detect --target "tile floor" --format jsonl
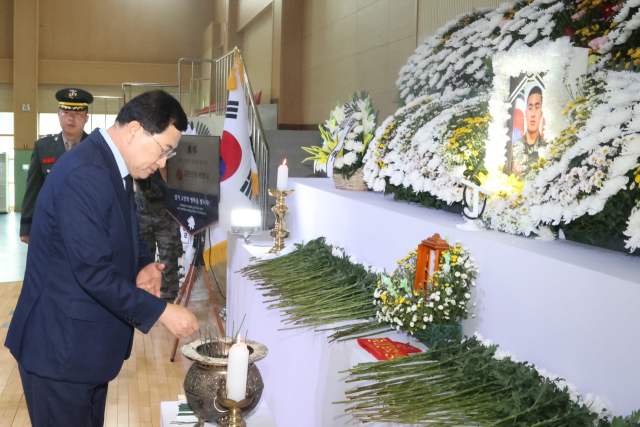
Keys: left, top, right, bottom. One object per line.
{"left": 0, "top": 212, "right": 27, "bottom": 283}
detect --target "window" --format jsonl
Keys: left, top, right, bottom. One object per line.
{"left": 38, "top": 113, "right": 118, "bottom": 137}
{"left": 0, "top": 113, "right": 14, "bottom": 208}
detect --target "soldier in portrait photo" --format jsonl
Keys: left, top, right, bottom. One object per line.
{"left": 511, "top": 86, "right": 547, "bottom": 177}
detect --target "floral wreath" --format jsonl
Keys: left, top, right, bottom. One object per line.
{"left": 302, "top": 92, "right": 377, "bottom": 179}
{"left": 374, "top": 240, "right": 479, "bottom": 335}
{"left": 362, "top": 1, "right": 640, "bottom": 250}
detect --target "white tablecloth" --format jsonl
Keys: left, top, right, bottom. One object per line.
{"left": 160, "top": 399, "right": 277, "bottom": 427}
{"left": 282, "top": 178, "right": 640, "bottom": 416}
{"left": 227, "top": 239, "right": 428, "bottom": 427}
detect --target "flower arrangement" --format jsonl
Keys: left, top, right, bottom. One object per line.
{"left": 361, "top": 0, "right": 640, "bottom": 252}
{"left": 624, "top": 198, "right": 640, "bottom": 251}
{"left": 438, "top": 111, "right": 490, "bottom": 182}
{"left": 243, "top": 236, "right": 640, "bottom": 424}
{"left": 481, "top": 71, "right": 640, "bottom": 242}
{"left": 363, "top": 94, "right": 490, "bottom": 206}
{"left": 397, "top": 0, "right": 640, "bottom": 105}
{"left": 301, "top": 92, "right": 377, "bottom": 179}
{"left": 340, "top": 334, "right": 631, "bottom": 426}
{"left": 373, "top": 240, "right": 479, "bottom": 335}
{"left": 239, "top": 237, "right": 389, "bottom": 339}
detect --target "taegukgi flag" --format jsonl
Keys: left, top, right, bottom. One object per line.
{"left": 204, "top": 56, "right": 259, "bottom": 269}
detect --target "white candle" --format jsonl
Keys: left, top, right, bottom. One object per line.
{"left": 226, "top": 336, "right": 249, "bottom": 402}
{"left": 277, "top": 159, "right": 288, "bottom": 191}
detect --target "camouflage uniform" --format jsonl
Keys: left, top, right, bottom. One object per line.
{"left": 134, "top": 170, "right": 183, "bottom": 298}
{"left": 512, "top": 134, "right": 547, "bottom": 177}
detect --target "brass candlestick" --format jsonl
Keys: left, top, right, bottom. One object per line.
{"left": 268, "top": 188, "right": 295, "bottom": 254}
{"left": 216, "top": 387, "right": 255, "bottom": 427}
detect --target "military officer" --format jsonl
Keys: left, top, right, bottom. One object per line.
{"left": 20, "top": 88, "right": 94, "bottom": 243}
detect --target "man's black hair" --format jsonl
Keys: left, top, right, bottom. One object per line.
{"left": 528, "top": 86, "right": 543, "bottom": 103}
{"left": 116, "top": 90, "right": 188, "bottom": 134}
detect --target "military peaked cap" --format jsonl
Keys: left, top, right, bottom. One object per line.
{"left": 55, "top": 88, "right": 94, "bottom": 111}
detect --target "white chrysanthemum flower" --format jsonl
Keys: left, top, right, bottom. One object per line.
{"left": 372, "top": 178, "right": 386, "bottom": 192}
{"left": 535, "top": 226, "right": 556, "bottom": 241}
{"left": 344, "top": 139, "right": 356, "bottom": 151}
{"left": 583, "top": 393, "right": 612, "bottom": 421}
{"left": 342, "top": 152, "right": 358, "bottom": 166}
{"left": 352, "top": 141, "right": 365, "bottom": 153}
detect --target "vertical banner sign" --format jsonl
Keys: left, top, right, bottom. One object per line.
{"left": 166, "top": 135, "right": 221, "bottom": 235}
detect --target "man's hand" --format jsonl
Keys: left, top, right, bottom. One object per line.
{"left": 513, "top": 161, "right": 523, "bottom": 175}
{"left": 20, "top": 236, "right": 29, "bottom": 244}
{"left": 159, "top": 304, "right": 199, "bottom": 338}
{"left": 136, "top": 263, "right": 164, "bottom": 297}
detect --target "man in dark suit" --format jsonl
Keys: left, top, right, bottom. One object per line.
{"left": 20, "top": 88, "right": 93, "bottom": 243}
{"left": 6, "top": 91, "right": 200, "bottom": 427}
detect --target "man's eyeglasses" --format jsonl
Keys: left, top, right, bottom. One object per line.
{"left": 146, "top": 132, "right": 176, "bottom": 159}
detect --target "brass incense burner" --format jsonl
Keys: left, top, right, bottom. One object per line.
{"left": 181, "top": 338, "right": 268, "bottom": 426}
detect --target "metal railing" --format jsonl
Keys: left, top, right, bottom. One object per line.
{"left": 178, "top": 50, "right": 270, "bottom": 229}
{"left": 239, "top": 54, "right": 270, "bottom": 230}
{"left": 121, "top": 83, "right": 179, "bottom": 103}
{"left": 214, "top": 51, "right": 235, "bottom": 117}
{"left": 177, "top": 58, "right": 214, "bottom": 116}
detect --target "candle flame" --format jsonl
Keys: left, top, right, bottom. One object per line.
{"left": 282, "top": 159, "right": 287, "bottom": 166}
{"left": 236, "top": 333, "right": 241, "bottom": 344}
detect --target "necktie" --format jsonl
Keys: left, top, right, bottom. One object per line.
{"left": 124, "top": 175, "right": 133, "bottom": 207}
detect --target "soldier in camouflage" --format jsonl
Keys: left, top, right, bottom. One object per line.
{"left": 135, "top": 168, "right": 183, "bottom": 301}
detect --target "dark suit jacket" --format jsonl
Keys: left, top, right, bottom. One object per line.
{"left": 6, "top": 129, "right": 167, "bottom": 384}
{"left": 20, "top": 131, "right": 88, "bottom": 236}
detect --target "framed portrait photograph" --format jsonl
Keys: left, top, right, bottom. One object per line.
{"left": 505, "top": 72, "right": 547, "bottom": 177}
{"left": 485, "top": 40, "right": 588, "bottom": 181}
